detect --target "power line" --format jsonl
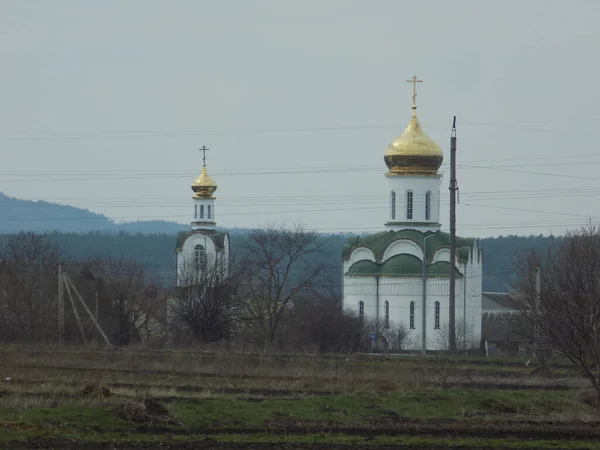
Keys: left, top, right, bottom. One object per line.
{"left": 2, "top": 117, "right": 600, "bottom": 141}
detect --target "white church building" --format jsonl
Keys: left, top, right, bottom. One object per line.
{"left": 341, "top": 80, "right": 482, "bottom": 351}
{"left": 175, "top": 148, "right": 230, "bottom": 285}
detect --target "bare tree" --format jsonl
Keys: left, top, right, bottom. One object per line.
{"left": 169, "top": 257, "right": 238, "bottom": 345}
{"left": 372, "top": 320, "right": 410, "bottom": 353}
{"left": 0, "top": 232, "right": 63, "bottom": 343}
{"left": 435, "top": 318, "right": 476, "bottom": 352}
{"left": 513, "top": 224, "right": 600, "bottom": 405}
{"left": 100, "top": 255, "right": 159, "bottom": 346}
{"left": 237, "top": 223, "right": 331, "bottom": 350}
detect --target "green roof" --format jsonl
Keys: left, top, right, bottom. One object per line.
{"left": 175, "top": 229, "right": 228, "bottom": 253}
{"left": 342, "top": 229, "right": 477, "bottom": 264}
{"left": 347, "top": 253, "right": 463, "bottom": 278}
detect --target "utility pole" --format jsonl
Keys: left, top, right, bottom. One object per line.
{"left": 533, "top": 266, "right": 541, "bottom": 362}
{"left": 58, "top": 264, "right": 64, "bottom": 344}
{"left": 449, "top": 116, "right": 458, "bottom": 355}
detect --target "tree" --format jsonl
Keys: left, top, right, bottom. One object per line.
{"left": 237, "top": 223, "right": 331, "bottom": 349}
{"left": 100, "top": 255, "right": 160, "bottom": 346}
{"left": 513, "top": 224, "right": 600, "bottom": 406}
{"left": 169, "top": 256, "right": 238, "bottom": 345}
{"left": 371, "top": 320, "right": 410, "bottom": 353}
{"left": 0, "top": 232, "right": 64, "bottom": 343}
{"left": 434, "top": 318, "right": 477, "bottom": 353}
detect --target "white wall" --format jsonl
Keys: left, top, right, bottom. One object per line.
{"left": 386, "top": 174, "right": 442, "bottom": 232}
{"left": 342, "top": 238, "right": 483, "bottom": 351}
{"left": 177, "top": 232, "right": 219, "bottom": 286}
{"left": 192, "top": 197, "right": 216, "bottom": 231}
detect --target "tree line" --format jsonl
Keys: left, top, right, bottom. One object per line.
{"left": 0, "top": 226, "right": 404, "bottom": 353}
{"left": 0, "top": 230, "right": 562, "bottom": 296}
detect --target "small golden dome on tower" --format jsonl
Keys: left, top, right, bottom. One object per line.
{"left": 384, "top": 76, "right": 444, "bottom": 176}
{"left": 192, "top": 164, "right": 217, "bottom": 198}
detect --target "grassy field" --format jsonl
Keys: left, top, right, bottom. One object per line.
{"left": 1, "top": 345, "right": 599, "bottom": 449}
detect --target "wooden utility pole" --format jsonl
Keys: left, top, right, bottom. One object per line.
{"left": 63, "top": 272, "right": 114, "bottom": 348}
{"left": 63, "top": 272, "right": 88, "bottom": 345}
{"left": 449, "top": 116, "right": 458, "bottom": 355}
{"left": 58, "top": 264, "right": 65, "bottom": 344}
{"left": 533, "top": 266, "right": 541, "bottom": 362}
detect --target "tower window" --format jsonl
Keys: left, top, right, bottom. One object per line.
{"left": 434, "top": 301, "right": 440, "bottom": 329}
{"left": 194, "top": 244, "right": 206, "bottom": 272}
{"left": 384, "top": 301, "right": 390, "bottom": 329}
{"left": 409, "top": 301, "right": 415, "bottom": 329}
{"left": 425, "top": 191, "right": 431, "bottom": 220}
{"left": 208, "top": 205, "right": 212, "bottom": 219}
{"left": 359, "top": 301, "right": 364, "bottom": 318}
{"left": 406, "top": 191, "right": 413, "bottom": 220}
{"left": 390, "top": 191, "right": 396, "bottom": 220}
{"left": 200, "top": 205, "right": 204, "bottom": 219}
{"left": 194, "top": 205, "right": 197, "bottom": 219}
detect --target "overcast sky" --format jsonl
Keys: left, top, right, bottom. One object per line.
{"left": 1, "top": 0, "right": 599, "bottom": 238}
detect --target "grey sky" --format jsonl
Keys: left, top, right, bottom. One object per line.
{"left": 1, "top": 0, "right": 599, "bottom": 238}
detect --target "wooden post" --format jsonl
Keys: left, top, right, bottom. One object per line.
{"left": 64, "top": 273, "right": 114, "bottom": 348}
{"left": 63, "top": 272, "right": 87, "bottom": 345}
{"left": 58, "top": 264, "right": 64, "bottom": 344}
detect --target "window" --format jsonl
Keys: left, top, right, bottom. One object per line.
{"left": 409, "top": 301, "right": 415, "bottom": 329}
{"left": 434, "top": 301, "right": 440, "bottom": 329}
{"left": 208, "top": 205, "right": 212, "bottom": 219}
{"left": 384, "top": 301, "right": 390, "bottom": 329}
{"left": 406, "top": 191, "right": 413, "bottom": 220}
{"left": 200, "top": 205, "right": 205, "bottom": 219}
{"left": 194, "top": 244, "right": 206, "bottom": 272}
{"left": 425, "top": 191, "right": 431, "bottom": 220}
{"left": 390, "top": 191, "right": 396, "bottom": 220}
{"left": 194, "top": 205, "right": 197, "bottom": 219}
{"left": 359, "top": 301, "right": 364, "bottom": 318}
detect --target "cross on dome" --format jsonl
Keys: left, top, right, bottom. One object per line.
{"left": 406, "top": 75, "right": 423, "bottom": 107}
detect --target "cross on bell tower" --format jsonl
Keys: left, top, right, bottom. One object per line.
{"left": 199, "top": 145, "right": 209, "bottom": 166}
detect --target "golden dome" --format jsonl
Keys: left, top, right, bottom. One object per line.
{"left": 191, "top": 165, "right": 217, "bottom": 198}
{"left": 384, "top": 105, "right": 443, "bottom": 176}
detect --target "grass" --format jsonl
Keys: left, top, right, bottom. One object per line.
{"left": 0, "top": 345, "right": 596, "bottom": 449}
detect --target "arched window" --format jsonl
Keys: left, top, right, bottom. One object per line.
{"left": 384, "top": 301, "right": 390, "bottom": 329}
{"left": 425, "top": 191, "right": 431, "bottom": 220}
{"left": 208, "top": 205, "right": 212, "bottom": 219}
{"left": 200, "top": 205, "right": 204, "bottom": 219}
{"left": 406, "top": 191, "right": 413, "bottom": 220}
{"left": 390, "top": 191, "right": 396, "bottom": 220}
{"left": 194, "top": 244, "right": 206, "bottom": 272}
{"left": 434, "top": 301, "right": 440, "bottom": 329}
{"left": 194, "top": 205, "right": 197, "bottom": 219}
{"left": 409, "top": 301, "right": 415, "bottom": 329}
{"left": 359, "top": 301, "right": 364, "bottom": 318}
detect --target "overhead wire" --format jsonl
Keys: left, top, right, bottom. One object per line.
{"left": 1, "top": 116, "right": 600, "bottom": 141}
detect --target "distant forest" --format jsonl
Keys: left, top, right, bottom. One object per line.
{"left": 0, "top": 231, "right": 560, "bottom": 294}
{"left": 0, "top": 191, "right": 562, "bottom": 293}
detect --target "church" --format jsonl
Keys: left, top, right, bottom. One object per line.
{"left": 341, "top": 78, "right": 483, "bottom": 351}
{"left": 175, "top": 147, "right": 230, "bottom": 286}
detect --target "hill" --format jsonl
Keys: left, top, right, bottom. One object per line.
{"left": 0, "top": 192, "right": 188, "bottom": 234}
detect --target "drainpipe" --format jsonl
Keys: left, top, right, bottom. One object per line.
{"left": 463, "top": 262, "right": 467, "bottom": 351}
{"left": 422, "top": 234, "right": 435, "bottom": 356}
{"left": 375, "top": 274, "right": 380, "bottom": 324}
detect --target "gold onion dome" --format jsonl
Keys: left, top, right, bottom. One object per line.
{"left": 191, "top": 164, "right": 217, "bottom": 198}
{"left": 384, "top": 105, "right": 444, "bottom": 176}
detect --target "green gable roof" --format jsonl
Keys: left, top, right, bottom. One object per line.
{"left": 175, "top": 229, "right": 228, "bottom": 253}
{"left": 347, "top": 253, "right": 463, "bottom": 278}
{"left": 342, "top": 229, "right": 477, "bottom": 264}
